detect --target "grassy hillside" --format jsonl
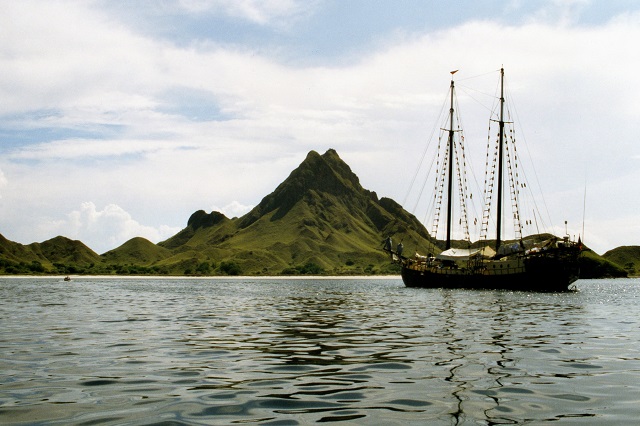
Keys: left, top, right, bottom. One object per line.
{"left": 578, "top": 249, "right": 628, "bottom": 278}
{"left": 0, "top": 234, "right": 100, "bottom": 274}
{"left": 1, "top": 149, "right": 634, "bottom": 279}
{"left": 29, "top": 236, "right": 100, "bottom": 266}
{"left": 0, "top": 233, "right": 49, "bottom": 273}
{"left": 602, "top": 246, "right": 640, "bottom": 277}
{"left": 102, "top": 237, "right": 172, "bottom": 265}
{"left": 1, "top": 233, "right": 43, "bottom": 263}
{"left": 155, "top": 149, "right": 435, "bottom": 275}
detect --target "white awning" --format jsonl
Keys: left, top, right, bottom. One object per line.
{"left": 436, "top": 246, "right": 496, "bottom": 260}
{"left": 436, "top": 248, "right": 479, "bottom": 260}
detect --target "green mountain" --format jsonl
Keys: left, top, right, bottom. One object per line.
{"left": 0, "top": 234, "right": 100, "bottom": 274}
{"left": 0, "top": 233, "right": 41, "bottom": 263}
{"left": 155, "top": 149, "right": 434, "bottom": 275}
{"left": 602, "top": 246, "right": 640, "bottom": 277}
{"left": 0, "top": 149, "right": 434, "bottom": 275}
{"left": 577, "top": 249, "right": 627, "bottom": 278}
{"left": 29, "top": 236, "right": 101, "bottom": 265}
{"left": 0, "top": 149, "right": 633, "bottom": 278}
{"left": 102, "top": 237, "right": 172, "bottom": 265}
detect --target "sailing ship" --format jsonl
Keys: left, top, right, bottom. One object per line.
{"left": 387, "top": 68, "right": 581, "bottom": 291}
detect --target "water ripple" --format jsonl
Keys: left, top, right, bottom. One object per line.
{"left": 1, "top": 277, "right": 640, "bottom": 424}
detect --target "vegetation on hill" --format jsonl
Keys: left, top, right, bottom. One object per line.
{"left": 0, "top": 149, "right": 634, "bottom": 279}
{"left": 578, "top": 249, "right": 628, "bottom": 278}
{"left": 1, "top": 150, "right": 434, "bottom": 276}
{"left": 153, "top": 149, "right": 435, "bottom": 276}
{"left": 602, "top": 246, "right": 640, "bottom": 277}
{"left": 0, "top": 234, "right": 100, "bottom": 274}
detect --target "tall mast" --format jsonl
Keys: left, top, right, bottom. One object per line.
{"left": 495, "top": 67, "right": 505, "bottom": 252}
{"left": 445, "top": 71, "right": 457, "bottom": 250}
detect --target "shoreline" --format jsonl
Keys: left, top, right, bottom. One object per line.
{"left": 0, "top": 275, "right": 402, "bottom": 280}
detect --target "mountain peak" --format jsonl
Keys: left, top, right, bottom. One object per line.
{"left": 300, "top": 149, "right": 362, "bottom": 192}
{"left": 239, "top": 149, "right": 365, "bottom": 228}
{"left": 188, "top": 210, "right": 228, "bottom": 230}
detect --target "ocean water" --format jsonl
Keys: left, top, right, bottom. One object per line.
{"left": 1, "top": 277, "right": 639, "bottom": 425}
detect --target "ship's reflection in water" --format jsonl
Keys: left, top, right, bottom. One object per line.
{"left": 1, "top": 277, "right": 637, "bottom": 424}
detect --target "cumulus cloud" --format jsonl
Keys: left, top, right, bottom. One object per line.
{"left": 41, "top": 202, "right": 181, "bottom": 254}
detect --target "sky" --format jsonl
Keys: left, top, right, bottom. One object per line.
{"left": 1, "top": 0, "right": 639, "bottom": 255}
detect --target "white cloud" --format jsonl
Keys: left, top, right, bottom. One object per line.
{"left": 0, "top": 1, "right": 164, "bottom": 117}
{"left": 211, "top": 200, "right": 254, "bottom": 218}
{"left": 0, "top": 168, "right": 7, "bottom": 198}
{"left": 40, "top": 202, "right": 181, "bottom": 254}
{"left": 8, "top": 138, "right": 175, "bottom": 161}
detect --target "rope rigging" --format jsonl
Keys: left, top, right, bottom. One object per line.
{"left": 400, "top": 68, "right": 555, "bottom": 253}
{"left": 430, "top": 85, "right": 473, "bottom": 246}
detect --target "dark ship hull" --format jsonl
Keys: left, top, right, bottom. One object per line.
{"left": 399, "top": 246, "right": 581, "bottom": 292}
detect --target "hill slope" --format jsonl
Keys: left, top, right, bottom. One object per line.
{"left": 103, "top": 237, "right": 172, "bottom": 265}
{"left": 1, "top": 149, "right": 633, "bottom": 278}
{"left": 0, "top": 234, "right": 100, "bottom": 274}
{"left": 602, "top": 246, "right": 640, "bottom": 276}
{"left": 157, "top": 149, "right": 435, "bottom": 275}
{"left": 29, "top": 236, "right": 101, "bottom": 265}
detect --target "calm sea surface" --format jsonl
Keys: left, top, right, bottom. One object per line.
{"left": 1, "top": 277, "right": 639, "bottom": 425}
